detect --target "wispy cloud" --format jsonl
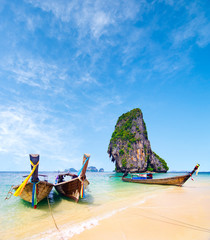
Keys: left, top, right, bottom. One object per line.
{"left": 0, "top": 0, "right": 209, "bottom": 171}
{"left": 13, "top": 4, "right": 42, "bottom": 32}
{"left": 118, "top": 1, "right": 210, "bottom": 83}
{"left": 26, "top": 0, "right": 144, "bottom": 39}
{"left": 75, "top": 73, "right": 99, "bottom": 86}
{"left": 1, "top": 55, "right": 68, "bottom": 90}
{"left": 90, "top": 11, "right": 112, "bottom": 38}
{"left": 172, "top": 3, "right": 210, "bottom": 48}
{"left": 0, "top": 102, "right": 82, "bottom": 169}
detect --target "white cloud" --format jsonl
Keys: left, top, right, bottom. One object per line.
{"left": 25, "top": 0, "right": 143, "bottom": 39}
{"left": 172, "top": 3, "right": 210, "bottom": 48}
{"left": 26, "top": 0, "right": 76, "bottom": 22}
{"left": 0, "top": 53, "right": 104, "bottom": 95}
{"left": 121, "top": 28, "right": 150, "bottom": 66}
{"left": 0, "top": 105, "right": 55, "bottom": 152}
{"left": 0, "top": 103, "right": 81, "bottom": 169}
{"left": 1, "top": 55, "right": 68, "bottom": 91}
{"left": 75, "top": 73, "right": 99, "bottom": 86}
{"left": 13, "top": 5, "right": 42, "bottom": 32}
{"left": 90, "top": 11, "right": 112, "bottom": 38}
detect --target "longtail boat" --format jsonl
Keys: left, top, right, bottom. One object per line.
{"left": 54, "top": 154, "right": 90, "bottom": 202}
{"left": 13, "top": 154, "right": 53, "bottom": 208}
{"left": 122, "top": 164, "right": 200, "bottom": 186}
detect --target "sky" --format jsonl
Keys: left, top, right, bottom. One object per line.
{"left": 0, "top": 0, "right": 209, "bottom": 172}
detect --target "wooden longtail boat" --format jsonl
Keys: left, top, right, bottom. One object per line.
{"left": 54, "top": 154, "right": 90, "bottom": 202}
{"left": 122, "top": 164, "right": 200, "bottom": 187}
{"left": 13, "top": 154, "right": 53, "bottom": 208}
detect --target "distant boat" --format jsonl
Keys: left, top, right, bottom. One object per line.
{"left": 13, "top": 154, "right": 53, "bottom": 208}
{"left": 54, "top": 154, "right": 90, "bottom": 202}
{"left": 122, "top": 164, "right": 200, "bottom": 186}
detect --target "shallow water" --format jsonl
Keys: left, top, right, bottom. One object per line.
{"left": 0, "top": 171, "right": 209, "bottom": 240}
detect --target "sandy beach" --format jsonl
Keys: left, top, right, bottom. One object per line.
{"left": 1, "top": 173, "right": 210, "bottom": 240}
{"left": 2, "top": 1, "right": 210, "bottom": 239}
{"left": 70, "top": 183, "right": 210, "bottom": 240}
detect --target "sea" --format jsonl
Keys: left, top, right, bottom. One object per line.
{"left": 0, "top": 171, "right": 210, "bottom": 240}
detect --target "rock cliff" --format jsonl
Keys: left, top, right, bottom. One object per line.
{"left": 107, "top": 108, "right": 169, "bottom": 173}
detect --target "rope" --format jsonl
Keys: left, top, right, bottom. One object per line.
{"left": 5, "top": 185, "right": 14, "bottom": 200}
{"left": 47, "top": 197, "right": 64, "bottom": 240}
{"left": 134, "top": 207, "right": 210, "bottom": 233}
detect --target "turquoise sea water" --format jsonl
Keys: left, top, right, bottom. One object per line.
{"left": 0, "top": 171, "right": 209, "bottom": 240}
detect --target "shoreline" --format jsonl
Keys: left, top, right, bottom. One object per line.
{"left": 30, "top": 181, "right": 210, "bottom": 240}
{"left": 1, "top": 173, "right": 210, "bottom": 240}
{"left": 69, "top": 184, "right": 210, "bottom": 240}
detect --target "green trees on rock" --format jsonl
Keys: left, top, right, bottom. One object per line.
{"left": 107, "top": 108, "right": 169, "bottom": 173}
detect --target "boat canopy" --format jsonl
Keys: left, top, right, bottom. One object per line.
{"left": 57, "top": 173, "right": 78, "bottom": 177}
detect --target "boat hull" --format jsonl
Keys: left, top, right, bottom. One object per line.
{"left": 122, "top": 174, "right": 191, "bottom": 186}
{"left": 54, "top": 177, "right": 89, "bottom": 202}
{"left": 13, "top": 181, "right": 53, "bottom": 203}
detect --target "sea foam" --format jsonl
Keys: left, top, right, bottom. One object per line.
{"left": 28, "top": 196, "right": 153, "bottom": 240}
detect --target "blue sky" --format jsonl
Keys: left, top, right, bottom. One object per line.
{"left": 0, "top": 0, "right": 209, "bottom": 172}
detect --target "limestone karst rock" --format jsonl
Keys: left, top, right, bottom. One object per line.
{"left": 107, "top": 108, "right": 169, "bottom": 173}
{"left": 87, "top": 166, "right": 98, "bottom": 172}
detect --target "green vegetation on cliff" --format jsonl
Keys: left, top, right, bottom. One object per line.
{"left": 108, "top": 107, "right": 169, "bottom": 173}
{"left": 109, "top": 108, "right": 147, "bottom": 147}
{"left": 121, "top": 158, "right": 127, "bottom": 167}
{"left": 147, "top": 163, "right": 154, "bottom": 172}
{"left": 117, "top": 108, "right": 142, "bottom": 124}
{"left": 153, "top": 152, "right": 169, "bottom": 171}
{"left": 143, "top": 119, "right": 148, "bottom": 139}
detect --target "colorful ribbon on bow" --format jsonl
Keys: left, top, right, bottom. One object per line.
{"left": 196, "top": 164, "right": 200, "bottom": 175}
{"left": 80, "top": 181, "right": 85, "bottom": 198}
{"left": 77, "top": 156, "right": 89, "bottom": 176}
{"left": 14, "top": 161, "right": 39, "bottom": 197}
{"left": 32, "top": 181, "right": 39, "bottom": 208}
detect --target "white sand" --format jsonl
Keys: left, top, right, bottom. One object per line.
{"left": 70, "top": 184, "right": 210, "bottom": 240}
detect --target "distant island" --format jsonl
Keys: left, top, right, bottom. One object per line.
{"left": 64, "top": 168, "right": 77, "bottom": 172}
{"left": 87, "top": 166, "right": 105, "bottom": 172}
{"left": 87, "top": 166, "right": 98, "bottom": 172}
{"left": 107, "top": 108, "right": 169, "bottom": 173}
{"left": 63, "top": 166, "right": 105, "bottom": 173}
